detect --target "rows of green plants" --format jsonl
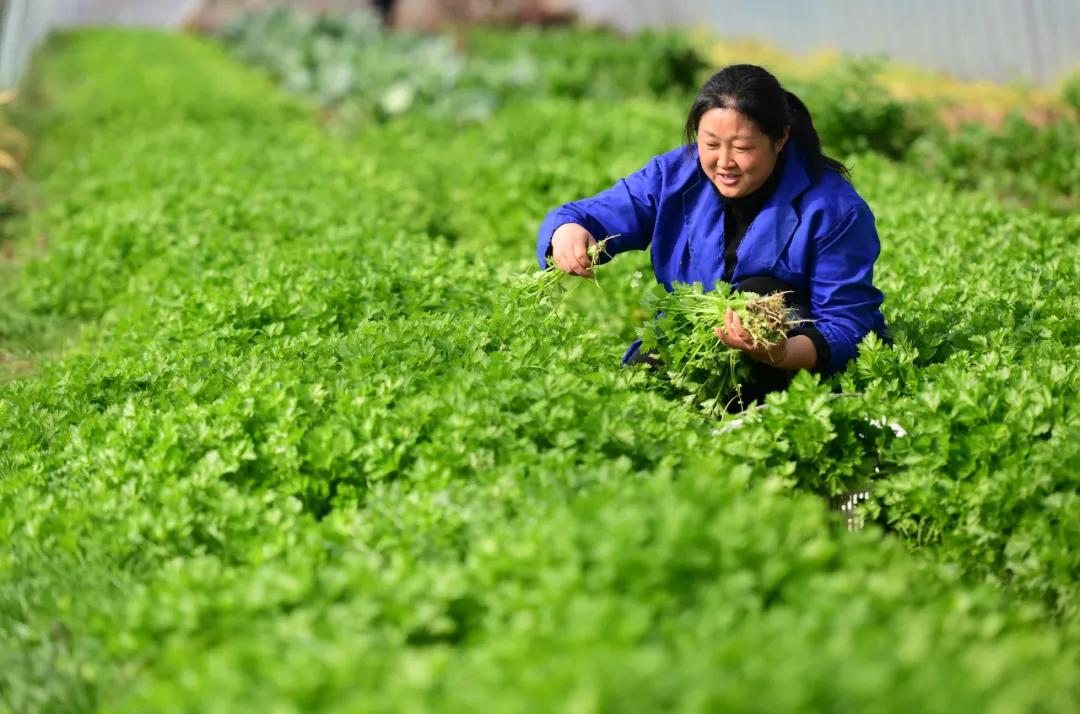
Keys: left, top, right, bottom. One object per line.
{"left": 224, "top": 8, "right": 706, "bottom": 127}
{"left": 1, "top": 28, "right": 1078, "bottom": 712}
{"left": 351, "top": 87, "right": 1080, "bottom": 617}
{"left": 361, "top": 95, "right": 1080, "bottom": 619}
{"left": 222, "top": 10, "right": 1078, "bottom": 213}
{"left": 908, "top": 113, "right": 1080, "bottom": 213}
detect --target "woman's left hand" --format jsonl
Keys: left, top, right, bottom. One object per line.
{"left": 715, "top": 307, "right": 788, "bottom": 367}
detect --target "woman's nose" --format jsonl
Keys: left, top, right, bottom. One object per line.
{"left": 716, "top": 147, "right": 736, "bottom": 169}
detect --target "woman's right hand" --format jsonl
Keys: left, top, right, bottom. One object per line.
{"left": 550, "top": 223, "right": 599, "bottom": 278}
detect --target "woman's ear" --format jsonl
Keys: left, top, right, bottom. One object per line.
{"left": 775, "top": 127, "right": 791, "bottom": 154}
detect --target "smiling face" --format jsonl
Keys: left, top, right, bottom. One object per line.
{"left": 697, "top": 107, "right": 788, "bottom": 199}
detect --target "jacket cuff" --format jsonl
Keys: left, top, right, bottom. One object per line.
{"left": 788, "top": 325, "right": 832, "bottom": 374}
{"left": 537, "top": 209, "right": 581, "bottom": 269}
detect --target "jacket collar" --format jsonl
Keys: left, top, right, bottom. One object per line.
{"left": 739, "top": 144, "right": 812, "bottom": 280}
{"left": 682, "top": 141, "right": 814, "bottom": 282}
{"left": 772, "top": 141, "right": 813, "bottom": 207}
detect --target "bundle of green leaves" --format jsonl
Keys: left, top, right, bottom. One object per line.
{"left": 519, "top": 234, "right": 618, "bottom": 306}
{"left": 638, "top": 282, "right": 800, "bottom": 416}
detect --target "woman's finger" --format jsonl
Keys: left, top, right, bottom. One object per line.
{"left": 572, "top": 239, "right": 591, "bottom": 271}
{"left": 717, "top": 306, "right": 734, "bottom": 341}
{"left": 555, "top": 245, "right": 587, "bottom": 277}
{"left": 553, "top": 248, "right": 573, "bottom": 274}
{"left": 731, "top": 311, "right": 752, "bottom": 345}
{"left": 730, "top": 309, "right": 758, "bottom": 351}
{"left": 721, "top": 306, "right": 738, "bottom": 339}
{"left": 718, "top": 310, "right": 739, "bottom": 349}
{"left": 569, "top": 255, "right": 592, "bottom": 277}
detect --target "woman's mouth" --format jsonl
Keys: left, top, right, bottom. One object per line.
{"left": 716, "top": 172, "right": 740, "bottom": 186}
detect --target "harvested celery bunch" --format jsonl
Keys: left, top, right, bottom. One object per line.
{"left": 639, "top": 282, "right": 805, "bottom": 416}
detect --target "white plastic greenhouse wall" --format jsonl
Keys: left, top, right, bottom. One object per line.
{"left": 0, "top": 0, "right": 203, "bottom": 89}
{"left": 2, "top": 0, "right": 1079, "bottom": 90}
{"left": 575, "top": 0, "right": 1080, "bottom": 87}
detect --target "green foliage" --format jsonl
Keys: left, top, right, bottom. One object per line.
{"left": 790, "top": 55, "right": 930, "bottom": 159}
{"left": 639, "top": 283, "right": 796, "bottom": 416}
{"left": 1061, "top": 69, "right": 1080, "bottom": 113}
{"left": 907, "top": 113, "right": 1080, "bottom": 213}
{"left": 224, "top": 9, "right": 709, "bottom": 128}
{"left": 0, "top": 90, "right": 28, "bottom": 243}
{"left": 2, "top": 27, "right": 1080, "bottom": 713}
{"left": 225, "top": 8, "right": 469, "bottom": 120}
{"left": 461, "top": 25, "right": 709, "bottom": 101}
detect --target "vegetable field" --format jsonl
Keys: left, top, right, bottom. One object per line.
{"left": 1, "top": 23, "right": 1079, "bottom": 713}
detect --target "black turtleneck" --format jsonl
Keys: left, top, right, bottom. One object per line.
{"left": 718, "top": 161, "right": 783, "bottom": 284}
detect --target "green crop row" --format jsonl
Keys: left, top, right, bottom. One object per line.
{"left": 1, "top": 29, "right": 1078, "bottom": 712}
{"left": 354, "top": 96, "right": 1080, "bottom": 617}
{"left": 352, "top": 95, "right": 1080, "bottom": 619}
{"left": 223, "top": 11, "right": 1078, "bottom": 213}
{"left": 908, "top": 114, "right": 1080, "bottom": 214}
{"left": 224, "top": 8, "right": 707, "bottom": 127}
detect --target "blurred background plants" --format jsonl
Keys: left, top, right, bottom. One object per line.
{"left": 223, "top": 8, "right": 1077, "bottom": 213}
{"left": 0, "top": 89, "right": 28, "bottom": 234}
{"left": 224, "top": 8, "right": 709, "bottom": 128}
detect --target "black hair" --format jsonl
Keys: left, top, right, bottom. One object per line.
{"left": 684, "top": 64, "right": 849, "bottom": 179}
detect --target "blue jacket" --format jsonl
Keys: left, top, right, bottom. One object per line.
{"left": 536, "top": 141, "right": 887, "bottom": 375}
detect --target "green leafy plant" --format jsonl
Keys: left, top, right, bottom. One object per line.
{"left": 519, "top": 233, "right": 618, "bottom": 304}
{"left": 639, "top": 282, "right": 802, "bottom": 415}
{"left": 790, "top": 55, "right": 930, "bottom": 159}
{"left": 907, "top": 112, "right": 1080, "bottom": 212}
{"left": 224, "top": 10, "right": 709, "bottom": 130}
{"left": 1061, "top": 69, "right": 1080, "bottom": 114}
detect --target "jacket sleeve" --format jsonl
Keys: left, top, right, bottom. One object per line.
{"left": 536, "top": 156, "right": 662, "bottom": 269}
{"left": 806, "top": 203, "right": 886, "bottom": 374}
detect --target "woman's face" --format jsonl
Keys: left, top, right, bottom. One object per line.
{"left": 697, "top": 107, "right": 788, "bottom": 199}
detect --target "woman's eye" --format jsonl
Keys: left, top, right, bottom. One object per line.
{"left": 734, "top": 146, "right": 751, "bottom": 152}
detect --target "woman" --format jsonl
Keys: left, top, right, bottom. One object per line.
{"left": 536, "top": 64, "right": 887, "bottom": 405}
